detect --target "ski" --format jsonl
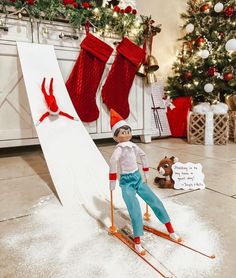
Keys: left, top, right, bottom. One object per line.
{"left": 121, "top": 227, "right": 176, "bottom": 278}
{"left": 110, "top": 228, "right": 173, "bottom": 278}
{"left": 144, "top": 225, "right": 215, "bottom": 259}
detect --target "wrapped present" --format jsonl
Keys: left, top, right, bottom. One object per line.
{"left": 228, "top": 111, "right": 236, "bottom": 142}
{"left": 187, "top": 103, "right": 229, "bottom": 145}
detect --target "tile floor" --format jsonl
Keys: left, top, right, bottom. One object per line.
{"left": 0, "top": 138, "right": 236, "bottom": 278}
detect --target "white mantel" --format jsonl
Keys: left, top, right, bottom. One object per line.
{"left": 0, "top": 14, "right": 152, "bottom": 148}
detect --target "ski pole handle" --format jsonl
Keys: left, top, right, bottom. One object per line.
{"left": 109, "top": 189, "right": 117, "bottom": 234}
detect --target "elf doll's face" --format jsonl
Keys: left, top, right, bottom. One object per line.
{"left": 114, "top": 128, "right": 132, "bottom": 143}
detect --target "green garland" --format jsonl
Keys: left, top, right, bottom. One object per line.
{"left": 0, "top": 0, "right": 161, "bottom": 45}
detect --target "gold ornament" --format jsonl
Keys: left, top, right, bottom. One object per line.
{"left": 146, "top": 55, "right": 159, "bottom": 72}
{"left": 146, "top": 72, "right": 157, "bottom": 84}
{"left": 136, "top": 63, "right": 147, "bottom": 77}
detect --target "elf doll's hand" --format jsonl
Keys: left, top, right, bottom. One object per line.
{"left": 110, "top": 180, "right": 116, "bottom": 191}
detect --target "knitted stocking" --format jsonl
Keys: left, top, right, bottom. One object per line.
{"left": 66, "top": 33, "right": 113, "bottom": 122}
{"left": 101, "top": 38, "right": 145, "bottom": 119}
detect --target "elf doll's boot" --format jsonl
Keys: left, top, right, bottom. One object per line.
{"left": 165, "top": 222, "right": 181, "bottom": 242}
{"left": 134, "top": 236, "right": 146, "bottom": 255}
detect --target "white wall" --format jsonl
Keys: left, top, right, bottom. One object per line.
{"left": 136, "top": 0, "right": 187, "bottom": 79}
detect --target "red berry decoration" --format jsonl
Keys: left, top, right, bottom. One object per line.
{"left": 72, "top": 2, "right": 78, "bottom": 8}
{"left": 82, "top": 2, "right": 90, "bottom": 8}
{"left": 184, "top": 71, "right": 193, "bottom": 80}
{"left": 124, "top": 6, "right": 132, "bottom": 13}
{"left": 27, "top": 0, "right": 35, "bottom": 5}
{"left": 224, "top": 6, "right": 234, "bottom": 17}
{"left": 207, "top": 66, "right": 218, "bottom": 77}
{"left": 218, "top": 32, "right": 225, "bottom": 39}
{"left": 224, "top": 72, "right": 234, "bottom": 81}
{"left": 200, "top": 4, "right": 210, "bottom": 13}
{"left": 196, "top": 37, "right": 205, "bottom": 46}
{"left": 113, "top": 5, "right": 120, "bottom": 12}
{"left": 63, "top": 0, "right": 73, "bottom": 4}
{"left": 132, "top": 9, "right": 137, "bottom": 15}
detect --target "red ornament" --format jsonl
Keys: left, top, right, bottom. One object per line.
{"left": 63, "top": 0, "right": 73, "bottom": 4}
{"left": 120, "top": 9, "right": 125, "bottom": 14}
{"left": 72, "top": 2, "right": 78, "bottom": 8}
{"left": 27, "top": 0, "right": 35, "bottom": 5}
{"left": 124, "top": 6, "right": 132, "bottom": 13}
{"left": 82, "top": 2, "right": 90, "bottom": 9}
{"left": 113, "top": 5, "right": 120, "bottom": 12}
{"left": 207, "top": 66, "right": 218, "bottom": 77}
{"left": 132, "top": 9, "right": 137, "bottom": 15}
{"left": 196, "top": 37, "right": 205, "bottom": 46}
{"left": 183, "top": 71, "right": 193, "bottom": 80}
{"left": 224, "top": 72, "right": 234, "bottom": 81}
{"left": 200, "top": 4, "right": 210, "bottom": 13}
{"left": 218, "top": 32, "right": 225, "bottom": 39}
{"left": 224, "top": 6, "right": 234, "bottom": 17}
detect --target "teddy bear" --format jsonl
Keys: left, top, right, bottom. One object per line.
{"left": 154, "top": 156, "right": 178, "bottom": 188}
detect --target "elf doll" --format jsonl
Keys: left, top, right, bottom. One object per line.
{"left": 109, "top": 109, "right": 180, "bottom": 255}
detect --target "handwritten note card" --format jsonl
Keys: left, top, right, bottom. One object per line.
{"left": 172, "top": 162, "right": 205, "bottom": 190}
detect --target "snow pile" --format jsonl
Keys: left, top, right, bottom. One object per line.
{"left": 0, "top": 196, "right": 222, "bottom": 278}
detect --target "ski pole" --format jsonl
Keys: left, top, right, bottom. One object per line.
{"left": 144, "top": 203, "right": 151, "bottom": 221}
{"left": 109, "top": 189, "right": 117, "bottom": 234}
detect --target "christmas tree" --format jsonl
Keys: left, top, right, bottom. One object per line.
{"left": 165, "top": 0, "right": 236, "bottom": 104}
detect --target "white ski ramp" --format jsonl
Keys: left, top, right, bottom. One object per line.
{"left": 17, "top": 42, "right": 110, "bottom": 221}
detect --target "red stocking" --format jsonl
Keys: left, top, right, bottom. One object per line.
{"left": 66, "top": 33, "right": 113, "bottom": 122}
{"left": 101, "top": 38, "right": 145, "bottom": 119}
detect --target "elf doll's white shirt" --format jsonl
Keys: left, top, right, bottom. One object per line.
{"left": 109, "top": 141, "right": 149, "bottom": 175}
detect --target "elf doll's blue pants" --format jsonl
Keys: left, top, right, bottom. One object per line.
{"left": 119, "top": 170, "right": 170, "bottom": 237}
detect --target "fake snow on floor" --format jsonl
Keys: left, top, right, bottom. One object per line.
{"left": 0, "top": 196, "right": 222, "bottom": 278}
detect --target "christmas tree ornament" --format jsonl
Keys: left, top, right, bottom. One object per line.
{"left": 200, "top": 3, "right": 211, "bottom": 13}
{"left": 225, "top": 39, "right": 236, "bottom": 52}
{"left": 199, "top": 49, "right": 210, "bottom": 59}
{"left": 207, "top": 66, "right": 218, "bottom": 77}
{"left": 214, "top": 2, "right": 224, "bottom": 13}
{"left": 224, "top": 6, "right": 234, "bottom": 17}
{"left": 146, "top": 71, "right": 157, "bottom": 84}
{"left": 204, "top": 83, "right": 214, "bottom": 93}
{"left": 66, "top": 33, "right": 113, "bottom": 122}
{"left": 186, "top": 23, "right": 194, "bottom": 33}
{"left": 184, "top": 71, "right": 193, "bottom": 79}
{"left": 101, "top": 37, "right": 145, "bottom": 119}
{"left": 196, "top": 37, "right": 205, "bottom": 46}
{"left": 136, "top": 63, "right": 147, "bottom": 77}
{"left": 224, "top": 72, "right": 234, "bottom": 81}
{"left": 146, "top": 55, "right": 159, "bottom": 72}
{"left": 218, "top": 32, "right": 225, "bottom": 39}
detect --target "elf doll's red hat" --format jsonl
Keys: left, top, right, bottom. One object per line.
{"left": 110, "top": 109, "right": 129, "bottom": 136}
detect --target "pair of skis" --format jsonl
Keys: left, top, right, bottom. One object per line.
{"left": 111, "top": 228, "right": 172, "bottom": 278}
{"left": 108, "top": 191, "right": 215, "bottom": 278}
